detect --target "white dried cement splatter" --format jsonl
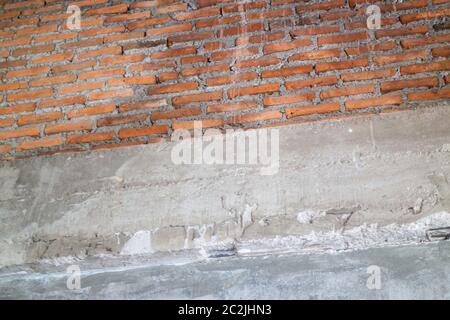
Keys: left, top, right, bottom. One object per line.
{"left": 120, "top": 231, "right": 153, "bottom": 255}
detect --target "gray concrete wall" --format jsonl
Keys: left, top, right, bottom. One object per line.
{"left": 1, "top": 105, "right": 450, "bottom": 267}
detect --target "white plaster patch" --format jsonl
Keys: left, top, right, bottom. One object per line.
{"left": 120, "top": 231, "right": 153, "bottom": 255}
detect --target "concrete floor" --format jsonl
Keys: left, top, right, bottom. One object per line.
{"left": 0, "top": 241, "right": 449, "bottom": 299}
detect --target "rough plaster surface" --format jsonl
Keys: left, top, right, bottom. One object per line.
{"left": 0, "top": 106, "right": 450, "bottom": 267}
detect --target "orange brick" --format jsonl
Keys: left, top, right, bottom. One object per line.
{"left": 45, "top": 121, "right": 93, "bottom": 134}
{"left": 318, "top": 32, "right": 368, "bottom": 45}
{"left": 0, "top": 127, "right": 40, "bottom": 140}
{"left": 100, "top": 54, "right": 145, "bottom": 66}
{"left": 207, "top": 72, "right": 258, "bottom": 86}
{"left": 151, "top": 47, "right": 197, "bottom": 59}
{"left": 59, "top": 82, "right": 104, "bottom": 96}
{"left": 30, "top": 74, "right": 77, "bottom": 87}
{"left": 0, "top": 37, "right": 32, "bottom": 49}
{"left": 7, "top": 67, "right": 50, "bottom": 79}
{"left": 228, "top": 83, "right": 280, "bottom": 98}
{"left": 207, "top": 101, "right": 258, "bottom": 113}
{"left": 264, "top": 92, "right": 315, "bottom": 106}
{"left": 104, "top": 32, "right": 145, "bottom": 43}
{"left": 235, "top": 57, "right": 281, "bottom": 69}
{"left": 211, "top": 47, "right": 259, "bottom": 61}
{"left": 79, "top": 68, "right": 125, "bottom": 80}
{"left": 8, "top": 88, "right": 53, "bottom": 102}
{"left": 105, "top": 11, "right": 151, "bottom": 23}
{"left": 346, "top": 95, "right": 403, "bottom": 110}
{"left": 156, "top": 3, "right": 188, "bottom": 14}
{"left": 0, "top": 144, "right": 12, "bottom": 153}
{"left": 68, "top": 103, "right": 116, "bottom": 119}
{"left": 85, "top": 4, "right": 128, "bottom": 16}
{"left": 432, "top": 47, "right": 450, "bottom": 58}
{"left": 108, "top": 75, "right": 157, "bottom": 86}
{"left": 0, "top": 103, "right": 36, "bottom": 116}
{"left": 17, "top": 137, "right": 65, "bottom": 151}
{"left": 146, "top": 23, "right": 193, "bottom": 36}
{"left": 181, "top": 56, "right": 208, "bottom": 64}
{"left": 217, "top": 23, "right": 264, "bottom": 37}
{"left": 0, "top": 118, "right": 15, "bottom": 128}
{"left": 228, "top": 111, "right": 282, "bottom": 124}
{"left": 172, "top": 91, "right": 223, "bottom": 106}
{"left": 320, "top": 84, "right": 375, "bottom": 99}
{"left": 181, "top": 64, "right": 229, "bottom": 77}
{"left": 18, "top": 112, "right": 63, "bottom": 126}
{"left": 341, "top": 69, "right": 396, "bottom": 82}
{"left": 119, "top": 99, "right": 167, "bottom": 112}
{"left": 97, "top": 114, "right": 148, "bottom": 127}
{"left": 0, "top": 82, "right": 28, "bottom": 91}
{"left": 296, "top": 0, "right": 345, "bottom": 13}
{"left": 290, "top": 25, "right": 341, "bottom": 36}
{"left": 52, "top": 61, "right": 96, "bottom": 74}
{"left": 151, "top": 107, "right": 202, "bottom": 121}
{"left": 128, "top": 16, "right": 172, "bottom": 31}
{"left": 88, "top": 89, "right": 134, "bottom": 101}
{"left": 381, "top": 77, "right": 439, "bottom": 93}
{"left": 173, "top": 7, "right": 220, "bottom": 21}
{"left": 173, "top": 119, "right": 223, "bottom": 130}
{"left": 289, "top": 49, "right": 340, "bottom": 62}
{"left": 400, "top": 61, "right": 450, "bottom": 75}
{"left": 373, "top": 50, "right": 429, "bottom": 65}
{"left": 345, "top": 42, "right": 396, "bottom": 55}
{"left": 38, "top": 96, "right": 86, "bottom": 109}
{"left": 286, "top": 102, "right": 340, "bottom": 118}
{"left": 375, "top": 25, "right": 429, "bottom": 39}
{"left": 168, "top": 32, "right": 215, "bottom": 45}
{"left": 316, "top": 58, "right": 368, "bottom": 73}
{"left": 35, "top": 32, "right": 77, "bottom": 43}
{"left": 401, "top": 34, "right": 450, "bottom": 49}
{"left": 262, "top": 65, "right": 313, "bottom": 78}
{"left": 204, "top": 42, "right": 225, "bottom": 52}
{"left": 158, "top": 72, "right": 179, "bottom": 82}
{"left": 67, "top": 132, "right": 115, "bottom": 144}
{"left": 148, "top": 82, "right": 198, "bottom": 95}
{"left": 196, "top": 16, "right": 241, "bottom": 28}
{"left": 286, "top": 76, "right": 338, "bottom": 90}
{"left": 80, "top": 26, "right": 125, "bottom": 37}
{"left": 400, "top": 8, "right": 450, "bottom": 24}
{"left": 119, "top": 125, "right": 169, "bottom": 138}
{"left": 236, "top": 32, "right": 284, "bottom": 46}
{"left": 264, "top": 39, "right": 312, "bottom": 54}
{"left": 31, "top": 52, "right": 74, "bottom": 64}
{"left": 408, "top": 88, "right": 450, "bottom": 101}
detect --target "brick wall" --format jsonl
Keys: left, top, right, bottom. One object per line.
{"left": 0, "top": 0, "right": 449, "bottom": 159}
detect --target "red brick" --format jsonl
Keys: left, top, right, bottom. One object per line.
{"left": 286, "top": 102, "right": 340, "bottom": 118}
{"left": 148, "top": 82, "right": 198, "bottom": 95}
{"left": 264, "top": 39, "right": 313, "bottom": 54}
{"left": 400, "top": 61, "right": 450, "bottom": 75}
{"left": 316, "top": 58, "right": 368, "bottom": 73}
{"left": 320, "top": 84, "right": 375, "bottom": 99}
{"left": 264, "top": 92, "right": 315, "bottom": 106}
{"left": 45, "top": 121, "right": 93, "bottom": 134}
{"left": 147, "top": 23, "right": 193, "bottom": 36}
{"left": 181, "top": 64, "right": 229, "bottom": 77}
{"left": 151, "top": 107, "right": 202, "bottom": 121}
{"left": 17, "top": 137, "right": 65, "bottom": 151}
{"left": 211, "top": 47, "right": 259, "bottom": 61}
{"left": 8, "top": 89, "right": 53, "bottom": 102}
{"left": 105, "top": 11, "right": 151, "bottom": 23}
{"left": 7, "top": 67, "right": 50, "bottom": 79}
{"left": 296, "top": 0, "right": 345, "bottom": 13}
{"left": 108, "top": 75, "right": 157, "bottom": 86}
{"left": 228, "top": 83, "right": 280, "bottom": 98}
{"left": 235, "top": 57, "right": 281, "bottom": 69}
{"left": 0, "top": 118, "right": 15, "bottom": 128}
{"left": 79, "top": 68, "right": 125, "bottom": 80}
{"left": 432, "top": 47, "right": 450, "bottom": 58}
{"left": 173, "top": 7, "right": 221, "bottom": 21}
{"left": 18, "top": 112, "right": 63, "bottom": 126}
{"left": 38, "top": 96, "right": 86, "bottom": 109}
{"left": 67, "top": 132, "right": 115, "bottom": 144}
{"left": 68, "top": 103, "right": 116, "bottom": 119}
{"left": 290, "top": 25, "right": 341, "bottom": 36}
{"left": 401, "top": 34, "right": 450, "bottom": 49}
{"left": 100, "top": 54, "right": 145, "bottom": 66}
{"left": 346, "top": 96, "right": 403, "bottom": 110}
{"left": 119, "top": 99, "right": 167, "bottom": 112}
{"left": 341, "top": 69, "right": 396, "bottom": 82}
{"left": 0, "top": 127, "right": 40, "bottom": 140}
{"left": 0, "top": 145, "right": 12, "bottom": 153}
{"left": 85, "top": 4, "right": 129, "bottom": 16}
{"left": 381, "top": 77, "right": 440, "bottom": 93}
{"left": 168, "top": 32, "right": 215, "bottom": 45}
{"left": 286, "top": 76, "right": 338, "bottom": 90}
{"left": 407, "top": 88, "right": 450, "bottom": 101}
{"left": 262, "top": 65, "right": 313, "bottom": 78}
{"left": 228, "top": 111, "right": 282, "bottom": 124}
{"left": 207, "top": 101, "right": 258, "bottom": 113}
{"left": 30, "top": 74, "right": 77, "bottom": 87}
{"left": 172, "top": 91, "right": 223, "bottom": 106}
{"left": 59, "top": 82, "right": 104, "bottom": 96}
{"left": 318, "top": 32, "right": 368, "bottom": 45}
{"left": 375, "top": 25, "right": 429, "bottom": 39}
{"left": 345, "top": 42, "right": 396, "bottom": 55}
{"left": 373, "top": 50, "right": 429, "bottom": 65}
{"left": 0, "top": 103, "right": 36, "bottom": 116}
{"left": 207, "top": 72, "right": 258, "bottom": 86}
{"left": 151, "top": 47, "right": 197, "bottom": 59}
{"left": 289, "top": 49, "right": 340, "bottom": 62}
{"left": 88, "top": 89, "right": 134, "bottom": 101}
{"left": 173, "top": 119, "right": 224, "bottom": 130}
{"left": 400, "top": 8, "right": 450, "bottom": 24}
{"left": 119, "top": 125, "right": 169, "bottom": 138}
{"left": 97, "top": 114, "right": 148, "bottom": 127}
